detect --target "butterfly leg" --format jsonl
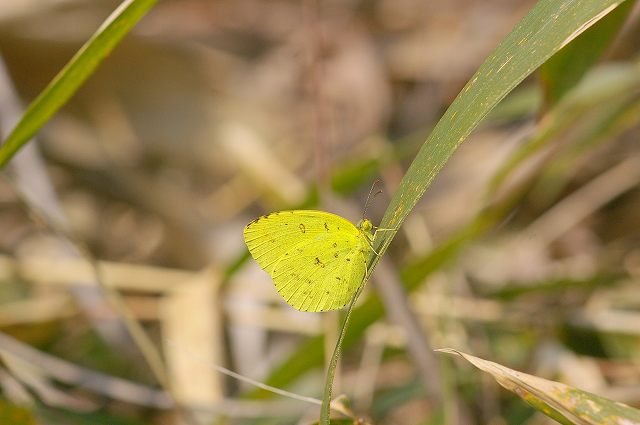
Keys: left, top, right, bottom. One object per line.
{"left": 373, "top": 226, "right": 398, "bottom": 238}
{"left": 367, "top": 226, "right": 399, "bottom": 256}
{"left": 361, "top": 227, "right": 399, "bottom": 257}
{"left": 362, "top": 237, "right": 384, "bottom": 256}
{"left": 373, "top": 225, "right": 397, "bottom": 231}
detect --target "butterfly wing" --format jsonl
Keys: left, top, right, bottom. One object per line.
{"left": 244, "top": 210, "right": 358, "bottom": 271}
{"left": 243, "top": 210, "right": 370, "bottom": 312}
{"left": 271, "top": 234, "right": 368, "bottom": 311}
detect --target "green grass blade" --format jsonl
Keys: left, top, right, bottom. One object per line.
{"left": 540, "top": 0, "right": 636, "bottom": 106}
{"left": 373, "top": 0, "right": 629, "bottom": 262}
{"left": 258, "top": 0, "right": 632, "bottom": 409}
{"left": 318, "top": 1, "right": 630, "bottom": 422}
{"left": 256, "top": 196, "right": 514, "bottom": 399}
{"left": 0, "top": 0, "right": 157, "bottom": 168}
{"left": 320, "top": 293, "right": 360, "bottom": 424}
{"left": 486, "top": 61, "right": 640, "bottom": 197}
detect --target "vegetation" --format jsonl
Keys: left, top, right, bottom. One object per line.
{"left": 0, "top": 0, "right": 638, "bottom": 424}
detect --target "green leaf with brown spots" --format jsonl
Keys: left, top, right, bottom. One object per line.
{"left": 235, "top": 0, "right": 635, "bottom": 419}
{"left": 372, "top": 0, "right": 630, "bottom": 265}
{"left": 539, "top": 0, "right": 636, "bottom": 107}
{"left": 318, "top": 1, "right": 632, "bottom": 423}
{"left": 438, "top": 349, "right": 640, "bottom": 425}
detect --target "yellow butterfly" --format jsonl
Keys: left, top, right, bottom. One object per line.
{"left": 244, "top": 210, "right": 388, "bottom": 312}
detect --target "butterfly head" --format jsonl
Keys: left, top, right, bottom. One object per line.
{"left": 357, "top": 218, "right": 373, "bottom": 234}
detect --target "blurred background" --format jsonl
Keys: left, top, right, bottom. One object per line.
{"left": 0, "top": 0, "right": 639, "bottom": 424}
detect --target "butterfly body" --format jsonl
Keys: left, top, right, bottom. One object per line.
{"left": 243, "top": 210, "right": 374, "bottom": 312}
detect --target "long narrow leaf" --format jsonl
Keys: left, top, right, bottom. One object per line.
{"left": 259, "top": 0, "right": 631, "bottom": 405}
{"left": 0, "top": 0, "right": 157, "bottom": 168}
{"left": 373, "top": 0, "right": 628, "bottom": 261}
{"left": 318, "top": 1, "right": 629, "bottom": 422}
{"left": 540, "top": 0, "right": 636, "bottom": 106}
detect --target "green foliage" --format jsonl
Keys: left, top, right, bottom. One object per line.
{"left": 540, "top": 0, "right": 636, "bottom": 106}
{"left": 374, "top": 0, "right": 631, "bottom": 260}
{"left": 36, "top": 405, "right": 148, "bottom": 425}
{"left": 0, "top": 0, "right": 157, "bottom": 168}
{"left": 258, "top": 0, "right": 636, "bottom": 403}
{"left": 0, "top": 0, "right": 636, "bottom": 423}
{"left": 0, "top": 399, "right": 36, "bottom": 425}
{"left": 316, "top": 1, "right": 636, "bottom": 422}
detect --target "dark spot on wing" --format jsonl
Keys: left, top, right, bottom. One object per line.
{"left": 299, "top": 223, "right": 306, "bottom": 233}
{"left": 324, "top": 223, "right": 329, "bottom": 231}
{"left": 314, "top": 257, "right": 325, "bottom": 268}
{"left": 325, "top": 291, "right": 330, "bottom": 294}
{"left": 332, "top": 242, "right": 337, "bottom": 248}
{"left": 334, "top": 252, "right": 339, "bottom": 258}
{"left": 335, "top": 277, "right": 341, "bottom": 280}
{"left": 346, "top": 258, "right": 351, "bottom": 262}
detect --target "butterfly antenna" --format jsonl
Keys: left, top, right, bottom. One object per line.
{"left": 362, "top": 179, "right": 383, "bottom": 219}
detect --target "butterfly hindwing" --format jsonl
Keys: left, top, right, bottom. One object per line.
{"left": 272, "top": 234, "right": 368, "bottom": 311}
{"left": 243, "top": 210, "right": 371, "bottom": 312}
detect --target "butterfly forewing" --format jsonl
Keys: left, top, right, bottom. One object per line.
{"left": 243, "top": 210, "right": 371, "bottom": 312}
{"left": 244, "top": 211, "right": 354, "bottom": 270}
